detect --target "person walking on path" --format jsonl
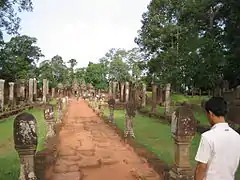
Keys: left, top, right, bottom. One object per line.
{"left": 194, "top": 97, "right": 240, "bottom": 180}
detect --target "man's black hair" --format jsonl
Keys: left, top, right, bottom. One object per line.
{"left": 205, "top": 97, "right": 228, "bottom": 117}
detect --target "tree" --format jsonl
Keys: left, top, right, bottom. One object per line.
{"left": 0, "top": 35, "right": 43, "bottom": 81}
{"left": 67, "top": 58, "right": 78, "bottom": 84}
{"left": 0, "top": 0, "right": 33, "bottom": 39}
{"left": 85, "top": 62, "right": 107, "bottom": 90}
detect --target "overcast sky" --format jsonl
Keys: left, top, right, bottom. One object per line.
{"left": 5, "top": 0, "right": 150, "bottom": 68}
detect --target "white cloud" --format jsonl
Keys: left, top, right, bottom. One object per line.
{"left": 12, "top": 0, "right": 150, "bottom": 67}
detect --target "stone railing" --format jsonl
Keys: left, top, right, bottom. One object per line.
{"left": 12, "top": 96, "right": 69, "bottom": 180}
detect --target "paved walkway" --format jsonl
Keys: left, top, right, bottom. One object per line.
{"left": 47, "top": 99, "right": 161, "bottom": 180}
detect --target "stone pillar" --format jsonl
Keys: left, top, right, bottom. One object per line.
{"left": 112, "top": 82, "right": 117, "bottom": 99}
{"left": 42, "top": 79, "right": 47, "bottom": 103}
{"left": 19, "top": 79, "right": 26, "bottom": 104}
{"left": 28, "top": 78, "right": 34, "bottom": 103}
{"left": 120, "top": 82, "right": 125, "bottom": 102}
{"left": 44, "top": 104, "right": 55, "bottom": 138}
{"left": 157, "top": 86, "right": 163, "bottom": 105}
{"left": 0, "top": 79, "right": 5, "bottom": 109}
{"left": 51, "top": 88, "right": 55, "bottom": 98}
{"left": 125, "top": 82, "right": 129, "bottom": 102}
{"left": 9, "top": 82, "right": 14, "bottom": 106}
{"left": 13, "top": 112, "right": 38, "bottom": 180}
{"left": 46, "top": 80, "right": 49, "bottom": 95}
{"left": 142, "top": 83, "right": 146, "bottom": 107}
{"left": 33, "top": 78, "right": 37, "bottom": 101}
{"left": 169, "top": 106, "right": 196, "bottom": 180}
{"left": 108, "top": 98, "right": 115, "bottom": 123}
{"left": 151, "top": 83, "right": 157, "bottom": 113}
{"left": 57, "top": 98, "right": 63, "bottom": 123}
{"left": 165, "top": 83, "right": 171, "bottom": 115}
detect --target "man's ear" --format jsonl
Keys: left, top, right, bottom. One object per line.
{"left": 208, "top": 111, "right": 214, "bottom": 118}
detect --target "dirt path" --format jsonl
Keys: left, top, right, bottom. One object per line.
{"left": 47, "top": 99, "right": 162, "bottom": 180}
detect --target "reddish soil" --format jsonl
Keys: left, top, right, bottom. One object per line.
{"left": 46, "top": 99, "right": 162, "bottom": 180}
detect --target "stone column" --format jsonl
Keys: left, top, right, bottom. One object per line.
{"left": 46, "top": 80, "right": 49, "bottom": 95}
{"left": 151, "top": 83, "right": 157, "bottom": 113}
{"left": 0, "top": 79, "right": 5, "bottom": 109}
{"left": 112, "top": 82, "right": 117, "bottom": 99}
{"left": 28, "top": 78, "right": 34, "bottom": 103}
{"left": 125, "top": 82, "right": 129, "bottom": 102}
{"left": 33, "top": 78, "right": 37, "bottom": 101}
{"left": 165, "top": 83, "right": 171, "bottom": 115}
{"left": 19, "top": 79, "right": 26, "bottom": 104}
{"left": 108, "top": 98, "right": 115, "bottom": 123}
{"left": 44, "top": 104, "right": 55, "bottom": 138}
{"left": 9, "top": 82, "right": 14, "bottom": 106}
{"left": 169, "top": 106, "right": 196, "bottom": 180}
{"left": 51, "top": 88, "right": 55, "bottom": 98}
{"left": 120, "top": 82, "right": 125, "bottom": 102}
{"left": 142, "top": 83, "right": 146, "bottom": 107}
{"left": 57, "top": 98, "right": 63, "bottom": 123}
{"left": 14, "top": 112, "right": 38, "bottom": 180}
{"left": 42, "top": 79, "right": 47, "bottom": 103}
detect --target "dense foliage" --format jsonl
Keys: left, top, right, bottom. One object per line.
{"left": 135, "top": 0, "right": 240, "bottom": 91}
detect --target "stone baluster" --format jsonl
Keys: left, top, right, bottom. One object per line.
{"left": 44, "top": 104, "right": 55, "bottom": 138}
{"left": 169, "top": 106, "right": 196, "bottom": 180}
{"left": 14, "top": 112, "right": 38, "bottom": 180}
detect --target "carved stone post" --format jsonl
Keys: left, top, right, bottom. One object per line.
{"left": 165, "top": 83, "right": 171, "bottom": 116}
{"left": 56, "top": 98, "right": 63, "bottom": 124}
{"left": 14, "top": 112, "right": 38, "bottom": 180}
{"left": 42, "top": 79, "right": 47, "bottom": 103}
{"left": 169, "top": 106, "right": 196, "bottom": 180}
{"left": 125, "top": 82, "right": 129, "bottom": 102}
{"left": 0, "top": 79, "right": 5, "bottom": 109}
{"left": 28, "top": 78, "right": 34, "bottom": 103}
{"left": 142, "top": 83, "right": 146, "bottom": 107}
{"left": 112, "top": 82, "right": 117, "bottom": 99}
{"left": 108, "top": 98, "right": 115, "bottom": 123}
{"left": 124, "top": 101, "right": 136, "bottom": 138}
{"left": 51, "top": 88, "right": 55, "bottom": 98}
{"left": 44, "top": 104, "right": 55, "bottom": 138}
{"left": 9, "top": 82, "right": 14, "bottom": 106}
{"left": 120, "top": 82, "right": 125, "bottom": 102}
{"left": 152, "top": 83, "right": 157, "bottom": 113}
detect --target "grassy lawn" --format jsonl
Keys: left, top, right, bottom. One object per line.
{"left": 0, "top": 108, "right": 46, "bottom": 180}
{"left": 141, "top": 104, "right": 209, "bottom": 125}
{"left": 146, "top": 92, "right": 209, "bottom": 105}
{"left": 104, "top": 109, "right": 240, "bottom": 178}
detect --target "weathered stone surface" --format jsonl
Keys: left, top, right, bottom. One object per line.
{"left": 78, "top": 157, "right": 101, "bottom": 168}
{"left": 14, "top": 112, "right": 38, "bottom": 148}
{"left": 52, "top": 172, "right": 84, "bottom": 180}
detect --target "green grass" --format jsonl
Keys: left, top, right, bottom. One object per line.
{"left": 146, "top": 92, "right": 209, "bottom": 104}
{"left": 104, "top": 109, "right": 240, "bottom": 178}
{"left": 49, "top": 98, "right": 57, "bottom": 105}
{"left": 0, "top": 108, "right": 46, "bottom": 180}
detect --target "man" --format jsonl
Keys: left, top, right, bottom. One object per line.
{"left": 195, "top": 97, "right": 240, "bottom": 180}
